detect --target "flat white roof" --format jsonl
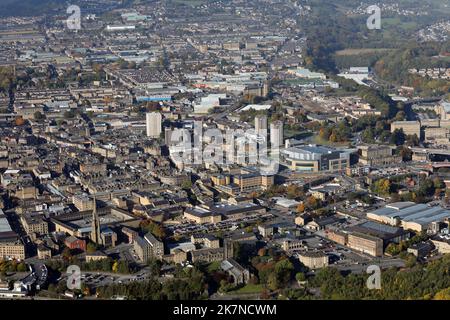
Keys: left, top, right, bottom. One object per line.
{"left": 240, "top": 104, "right": 272, "bottom": 112}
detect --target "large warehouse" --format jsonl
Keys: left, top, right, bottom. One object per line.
{"left": 366, "top": 202, "right": 450, "bottom": 232}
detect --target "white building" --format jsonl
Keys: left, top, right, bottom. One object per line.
{"left": 146, "top": 112, "right": 162, "bottom": 138}
{"left": 193, "top": 94, "right": 226, "bottom": 114}
{"left": 106, "top": 25, "right": 136, "bottom": 31}
{"left": 338, "top": 67, "right": 370, "bottom": 86}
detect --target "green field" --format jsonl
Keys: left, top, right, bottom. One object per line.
{"left": 335, "top": 48, "right": 393, "bottom": 56}
{"left": 382, "top": 17, "right": 418, "bottom": 31}
{"left": 229, "top": 284, "right": 264, "bottom": 294}
{"left": 284, "top": 129, "right": 313, "bottom": 140}
{"left": 311, "top": 135, "right": 350, "bottom": 147}
{"left": 170, "top": 0, "right": 207, "bottom": 6}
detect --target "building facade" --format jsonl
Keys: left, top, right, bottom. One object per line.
{"left": 298, "top": 251, "right": 329, "bottom": 269}
{"left": 270, "top": 120, "right": 284, "bottom": 148}
{"left": 146, "top": 112, "right": 162, "bottom": 138}
{"left": 255, "top": 115, "right": 268, "bottom": 137}
{"left": 133, "top": 232, "right": 164, "bottom": 262}
{"left": 347, "top": 232, "right": 383, "bottom": 257}
{"left": 282, "top": 145, "right": 350, "bottom": 172}
{"left": 358, "top": 145, "right": 402, "bottom": 166}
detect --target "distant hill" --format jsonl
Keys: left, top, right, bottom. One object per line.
{"left": 0, "top": 0, "right": 71, "bottom": 17}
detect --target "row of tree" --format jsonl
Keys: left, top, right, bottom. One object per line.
{"left": 96, "top": 266, "right": 207, "bottom": 300}
{"left": 306, "top": 254, "right": 450, "bottom": 300}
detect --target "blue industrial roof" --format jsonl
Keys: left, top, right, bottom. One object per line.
{"left": 370, "top": 203, "right": 428, "bottom": 218}
{"left": 402, "top": 206, "right": 444, "bottom": 221}
{"left": 369, "top": 202, "right": 450, "bottom": 224}
{"left": 417, "top": 211, "right": 450, "bottom": 224}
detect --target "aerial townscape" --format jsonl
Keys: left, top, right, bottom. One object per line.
{"left": 0, "top": 0, "right": 449, "bottom": 302}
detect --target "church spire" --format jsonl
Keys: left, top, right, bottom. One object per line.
{"left": 91, "top": 194, "right": 101, "bottom": 245}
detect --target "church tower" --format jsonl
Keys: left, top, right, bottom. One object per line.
{"left": 91, "top": 195, "right": 101, "bottom": 245}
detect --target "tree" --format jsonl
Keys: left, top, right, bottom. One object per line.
{"left": 395, "top": 111, "right": 406, "bottom": 121}
{"left": 112, "top": 261, "right": 119, "bottom": 273}
{"left": 371, "top": 178, "right": 391, "bottom": 196}
{"left": 361, "top": 127, "right": 375, "bottom": 143}
{"left": 181, "top": 180, "right": 192, "bottom": 190}
{"left": 219, "top": 279, "right": 234, "bottom": 293}
{"left": 306, "top": 196, "right": 321, "bottom": 210}
{"left": 434, "top": 287, "right": 450, "bottom": 300}
{"left": 15, "top": 117, "right": 25, "bottom": 126}
{"left": 273, "top": 258, "right": 294, "bottom": 288}
{"left": 62, "top": 247, "right": 72, "bottom": 261}
{"left": 329, "top": 131, "right": 338, "bottom": 143}
{"left": 385, "top": 243, "right": 401, "bottom": 256}
{"left": 296, "top": 272, "right": 306, "bottom": 282}
{"left": 406, "top": 134, "right": 419, "bottom": 147}
{"left": 267, "top": 272, "right": 279, "bottom": 291}
{"left": 16, "top": 262, "right": 27, "bottom": 272}
{"left": 390, "top": 129, "right": 406, "bottom": 146}
{"left": 286, "top": 184, "right": 303, "bottom": 199}
{"left": 140, "top": 220, "right": 166, "bottom": 240}
{"left": 148, "top": 259, "right": 162, "bottom": 276}
{"left": 260, "top": 288, "right": 271, "bottom": 299}
{"left": 433, "top": 178, "right": 444, "bottom": 189}
{"left": 117, "top": 261, "right": 130, "bottom": 274}
{"left": 319, "top": 127, "right": 331, "bottom": 140}
{"left": 397, "top": 146, "right": 412, "bottom": 161}
{"left": 257, "top": 248, "right": 267, "bottom": 257}
{"left": 101, "top": 258, "right": 113, "bottom": 272}
{"left": 296, "top": 203, "right": 305, "bottom": 213}
{"left": 86, "top": 242, "right": 97, "bottom": 254}
{"left": 34, "top": 111, "right": 45, "bottom": 120}
{"left": 64, "top": 110, "right": 76, "bottom": 119}
{"left": 418, "top": 178, "right": 436, "bottom": 197}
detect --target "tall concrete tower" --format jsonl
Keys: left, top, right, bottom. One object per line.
{"left": 255, "top": 115, "right": 268, "bottom": 137}
{"left": 91, "top": 195, "right": 101, "bottom": 245}
{"left": 270, "top": 120, "right": 284, "bottom": 149}
{"left": 146, "top": 112, "right": 162, "bottom": 138}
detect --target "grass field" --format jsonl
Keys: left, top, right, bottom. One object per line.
{"left": 230, "top": 284, "right": 264, "bottom": 294}
{"left": 311, "top": 135, "right": 350, "bottom": 147}
{"left": 284, "top": 129, "right": 313, "bottom": 140}
{"left": 170, "top": 0, "right": 207, "bottom": 6}
{"left": 382, "top": 17, "right": 418, "bottom": 31}
{"left": 335, "top": 48, "right": 393, "bottom": 56}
